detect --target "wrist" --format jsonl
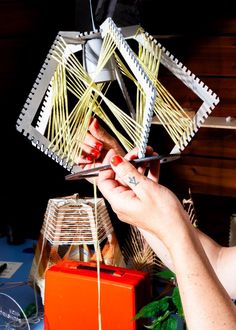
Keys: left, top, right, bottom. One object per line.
{"left": 156, "top": 213, "right": 195, "bottom": 252}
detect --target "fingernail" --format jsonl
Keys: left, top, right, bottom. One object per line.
{"left": 95, "top": 142, "right": 103, "bottom": 151}
{"left": 91, "top": 149, "right": 100, "bottom": 157}
{"left": 111, "top": 155, "right": 123, "bottom": 166}
{"left": 130, "top": 155, "right": 137, "bottom": 160}
{"left": 86, "top": 155, "right": 93, "bottom": 161}
{"left": 94, "top": 120, "right": 100, "bottom": 129}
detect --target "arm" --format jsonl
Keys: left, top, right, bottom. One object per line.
{"left": 139, "top": 228, "right": 236, "bottom": 299}
{"left": 197, "top": 230, "right": 236, "bottom": 299}
{"left": 97, "top": 153, "right": 236, "bottom": 330}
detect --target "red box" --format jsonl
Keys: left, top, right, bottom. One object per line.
{"left": 44, "top": 260, "right": 151, "bottom": 330}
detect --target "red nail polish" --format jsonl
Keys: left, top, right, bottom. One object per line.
{"left": 94, "top": 120, "right": 100, "bottom": 129}
{"left": 86, "top": 155, "right": 93, "bottom": 161}
{"left": 95, "top": 142, "right": 103, "bottom": 151}
{"left": 91, "top": 149, "right": 99, "bottom": 157}
{"left": 130, "top": 155, "right": 137, "bottom": 160}
{"left": 111, "top": 155, "right": 123, "bottom": 166}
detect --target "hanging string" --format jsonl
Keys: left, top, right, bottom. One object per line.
{"left": 93, "top": 176, "right": 102, "bottom": 330}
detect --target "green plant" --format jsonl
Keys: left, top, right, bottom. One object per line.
{"left": 134, "top": 270, "right": 187, "bottom": 330}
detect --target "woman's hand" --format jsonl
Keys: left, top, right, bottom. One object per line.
{"left": 75, "top": 117, "right": 125, "bottom": 183}
{"left": 98, "top": 153, "right": 190, "bottom": 247}
{"left": 76, "top": 117, "right": 125, "bottom": 166}
{"left": 75, "top": 117, "right": 156, "bottom": 185}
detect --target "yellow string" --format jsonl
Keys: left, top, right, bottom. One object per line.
{"left": 48, "top": 35, "right": 145, "bottom": 164}
{"left": 47, "top": 28, "right": 195, "bottom": 165}
{"left": 136, "top": 31, "right": 194, "bottom": 146}
{"left": 93, "top": 176, "right": 102, "bottom": 330}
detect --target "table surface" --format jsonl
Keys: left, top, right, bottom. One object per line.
{"left": 0, "top": 236, "right": 44, "bottom": 329}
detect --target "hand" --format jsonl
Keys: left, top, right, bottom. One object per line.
{"left": 75, "top": 117, "right": 125, "bottom": 183}
{"left": 98, "top": 153, "right": 190, "bottom": 247}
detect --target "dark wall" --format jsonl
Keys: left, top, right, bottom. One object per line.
{"left": 1, "top": 0, "right": 146, "bottom": 240}
{"left": 1, "top": 0, "right": 236, "bottom": 243}
{"left": 1, "top": 0, "right": 90, "bottom": 240}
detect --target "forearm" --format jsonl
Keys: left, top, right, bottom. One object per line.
{"left": 140, "top": 226, "right": 236, "bottom": 299}
{"left": 139, "top": 228, "right": 218, "bottom": 274}
{"left": 138, "top": 228, "right": 174, "bottom": 270}
{"left": 139, "top": 222, "right": 236, "bottom": 329}
{"left": 169, "top": 225, "right": 236, "bottom": 330}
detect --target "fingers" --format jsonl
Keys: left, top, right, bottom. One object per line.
{"left": 75, "top": 118, "right": 104, "bottom": 164}
{"left": 147, "top": 151, "right": 160, "bottom": 183}
{"left": 77, "top": 132, "right": 103, "bottom": 164}
{"left": 110, "top": 155, "right": 154, "bottom": 200}
{"left": 97, "top": 149, "right": 121, "bottom": 192}
{"left": 124, "top": 146, "right": 160, "bottom": 180}
{"left": 77, "top": 117, "right": 125, "bottom": 165}
{"left": 83, "top": 131, "right": 103, "bottom": 153}
{"left": 89, "top": 118, "right": 125, "bottom": 155}
{"left": 97, "top": 149, "right": 117, "bottom": 181}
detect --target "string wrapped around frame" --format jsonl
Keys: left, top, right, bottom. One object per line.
{"left": 122, "top": 225, "right": 163, "bottom": 276}
{"left": 16, "top": 17, "right": 219, "bottom": 173}
{"left": 29, "top": 194, "right": 125, "bottom": 302}
{"left": 16, "top": 18, "right": 157, "bottom": 174}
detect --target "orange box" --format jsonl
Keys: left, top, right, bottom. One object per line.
{"left": 44, "top": 260, "right": 151, "bottom": 330}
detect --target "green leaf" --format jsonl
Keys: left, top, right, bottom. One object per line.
{"left": 144, "top": 313, "right": 166, "bottom": 329}
{"left": 144, "top": 310, "right": 175, "bottom": 330}
{"left": 144, "top": 323, "right": 161, "bottom": 330}
{"left": 152, "top": 322, "right": 162, "bottom": 330}
{"left": 161, "top": 315, "right": 178, "bottom": 330}
{"left": 172, "top": 287, "right": 184, "bottom": 316}
{"left": 156, "top": 269, "right": 176, "bottom": 280}
{"left": 134, "top": 301, "right": 160, "bottom": 320}
{"left": 134, "top": 297, "right": 170, "bottom": 320}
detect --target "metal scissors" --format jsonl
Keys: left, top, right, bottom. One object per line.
{"left": 65, "top": 153, "right": 181, "bottom": 181}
